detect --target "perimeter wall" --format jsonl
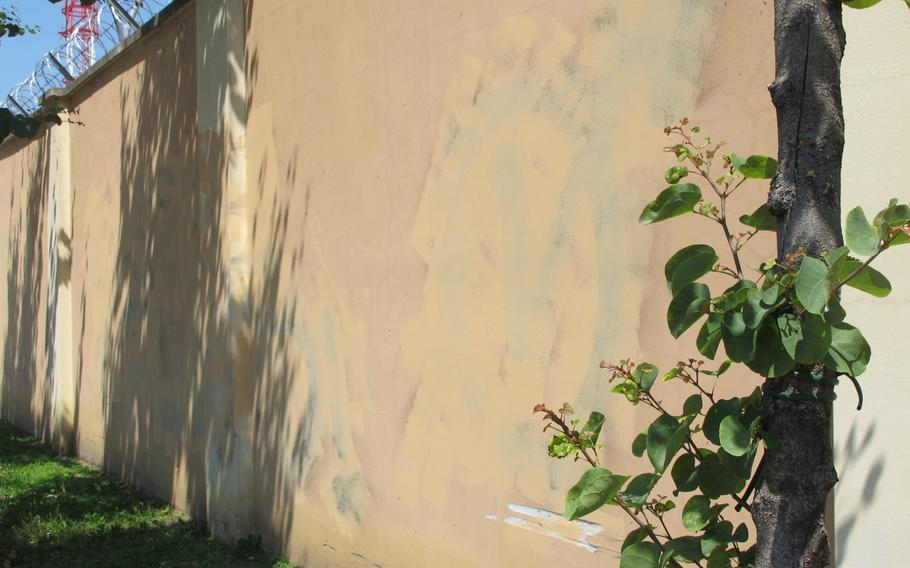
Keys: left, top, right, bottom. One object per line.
{"left": 0, "top": 1, "right": 906, "bottom": 566}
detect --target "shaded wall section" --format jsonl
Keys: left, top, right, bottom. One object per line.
{"left": 21, "top": 0, "right": 907, "bottom": 567}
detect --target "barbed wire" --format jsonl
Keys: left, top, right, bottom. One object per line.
{"left": 2, "top": 0, "right": 171, "bottom": 115}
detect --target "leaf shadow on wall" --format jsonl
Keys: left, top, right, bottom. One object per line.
{"left": 834, "top": 419, "right": 884, "bottom": 563}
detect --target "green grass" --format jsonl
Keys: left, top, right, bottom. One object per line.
{"left": 0, "top": 421, "right": 292, "bottom": 567}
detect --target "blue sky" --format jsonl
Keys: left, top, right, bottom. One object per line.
{"left": 0, "top": 2, "right": 69, "bottom": 103}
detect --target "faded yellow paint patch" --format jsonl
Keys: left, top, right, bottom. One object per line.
{"left": 398, "top": 0, "right": 716, "bottom": 535}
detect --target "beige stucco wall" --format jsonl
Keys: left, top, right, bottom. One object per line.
{"left": 7, "top": 1, "right": 904, "bottom": 567}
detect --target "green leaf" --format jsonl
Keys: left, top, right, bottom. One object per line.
{"left": 707, "top": 551, "right": 734, "bottom": 568}
{"left": 639, "top": 183, "right": 702, "bottom": 225}
{"left": 663, "top": 537, "right": 704, "bottom": 565}
{"left": 564, "top": 467, "right": 630, "bottom": 521}
{"left": 671, "top": 453, "right": 699, "bottom": 493}
{"left": 719, "top": 415, "right": 751, "bottom": 457}
{"left": 739, "top": 203, "right": 777, "bottom": 231}
{"left": 665, "top": 166, "right": 689, "bottom": 184}
{"left": 620, "top": 473, "right": 660, "bottom": 509}
{"left": 733, "top": 523, "right": 749, "bottom": 543}
{"left": 795, "top": 257, "right": 832, "bottom": 314}
{"left": 843, "top": 0, "right": 884, "bottom": 9}
{"left": 824, "top": 322, "right": 871, "bottom": 377}
{"left": 702, "top": 360, "right": 732, "bottom": 377}
{"left": 682, "top": 495, "right": 713, "bottom": 531}
{"left": 745, "top": 318, "right": 795, "bottom": 378}
{"left": 701, "top": 521, "right": 734, "bottom": 558}
{"left": 632, "top": 432, "right": 647, "bottom": 458}
{"left": 838, "top": 259, "right": 892, "bottom": 298}
{"left": 742, "top": 289, "right": 771, "bottom": 329}
{"left": 721, "top": 312, "right": 755, "bottom": 362}
{"left": 633, "top": 363, "right": 660, "bottom": 391}
{"left": 845, "top": 206, "right": 881, "bottom": 256}
{"left": 825, "top": 296, "right": 847, "bottom": 324}
{"left": 647, "top": 415, "right": 688, "bottom": 474}
{"left": 703, "top": 399, "right": 740, "bottom": 445}
{"left": 873, "top": 200, "right": 910, "bottom": 233}
{"left": 622, "top": 528, "right": 650, "bottom": 552}
{"left": 620, "top": 542, "right": 660, "bottom": 568}
{"left": 667, "top": 283, "right": 711, "bottom": 338}
{"left": 736, "top": 155, "right": 778, "bottom": 179}
{"left": 665, "top": 244, "right": 719, "bottom": 296}
{"left": 713, "top": 280, "right": 756, "bottom": 312}
{"left": 697, "top": 313, "right": 724, "bottom": 359}
{"left": 582, "top": 411, "right": 606, "bottom": 445}
{"left": 698, "top": 451, "right": 741, "bottom": 499}
{"left": 778, "top": 313, "right": 832, "bottom": 364}
{"left": 683, "top": 394, "right": 703, "bottom": 416}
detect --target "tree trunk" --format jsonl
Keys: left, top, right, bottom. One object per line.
{"left": 754, "top": 1, "right": 846, "bottom": 567}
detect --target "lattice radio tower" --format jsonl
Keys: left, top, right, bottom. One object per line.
{"left": 59, "top": 0, "right": 102, "bottom": 79}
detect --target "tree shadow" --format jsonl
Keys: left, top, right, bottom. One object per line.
{"left": 0, "top": 131, "right": 52, "bottom": 441}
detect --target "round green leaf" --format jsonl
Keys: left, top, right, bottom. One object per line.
{"left": 733, "top": 155, "right": 778, "bottom": 179}
{"left": 838, "top": 259, "right": 892, "bottom": 298}
{"left": 665, "top": 244, "right": 719, "bottom": 296}
{"left": 701, "top": 521, "right": 734, "bottom": 558}
{"left": 703, "top": 399, "right": 740, "bottom": 445}
{"left": 743, "top": 288, "right": 771, "bottom": 329}
{"left": 632, "top": 432, "right": 647, "bottom": 458}
{"left": 682, "top": 495, "right": 712, "bottom": 531}
{"left": 745, "top": 318, "right": 795, "bottom": 378}
{"left": 824, "top": 322, "right": 871, "bottom": 377}
{"left": 795, "top": 257, "right": 832, "bottom": 314}
{"left": 721, "top": 312, "right": 755, "bottom": 362}
{"left": 778, "top": 312, "right": 832, "bottom": 364}
{"left": 622, "top": 528, "right": 650, "bottom": 552}
{"left": 698, "top": 451, "right": 740, "bottom": 499}
{"left": 620, "top": 473, "right": 659, "bottom": 509}
{"left": 740, "top": 204, "right": 777, "bottom": 231}
{"left": 874, "top": 199, "right": 910, "bottom": 233}
{"left": 697, "top": 313, "right": 724, "bottom": 359}
{"left": 620, "top": 542, "right": 660, "bottom": 568}
{"left": 647, "top": 415, "right": 687, "bottom": 474}
{"left": 639, "top": 183, "right": 702, "bottom": 225}
{"left": 671, "top": 453, "right": 699, "bottom": 493}
{"left": 564, "top": 467, "right": 630, "bottom": 521}
{"left": 664, "top": 537, "right": 704, "bottom": 565}
{"left": 719, "top": 415, "right": 751, "bottom": 457}
{"left": 668, "top": 283, "right": 711, "bottom": 338}
{"left": 845, "top": 206, "right": 881, "bottom": 256}
{"left": 633, "top": 363, "right": 660, "bottom": 391}
{"left": 683, "top": 394, "right": 703, "bottom": 416}
{"left": 733, "top": 523, "right": 749, "bottom": 543}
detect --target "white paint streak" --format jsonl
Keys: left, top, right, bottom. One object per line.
{"left": 486, "top": 503, "right": 614, "bottom": 555}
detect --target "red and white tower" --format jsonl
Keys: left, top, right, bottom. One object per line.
{"left": 59, "top": 0, "right": 101, "bottom": 78}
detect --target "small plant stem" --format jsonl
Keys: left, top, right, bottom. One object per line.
{"left": 691, "top": 376, "right": 717, "bottom": 406}
{"left": 718, "top": 194, "right": 745, "bottom": 279}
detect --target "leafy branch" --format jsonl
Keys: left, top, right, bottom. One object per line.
{"left": 536, "top": 118, "right": 908, "bottom": 568}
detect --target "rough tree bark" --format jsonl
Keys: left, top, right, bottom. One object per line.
{"left": 753, "top": 1, "right": 846, "bottom": 567}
